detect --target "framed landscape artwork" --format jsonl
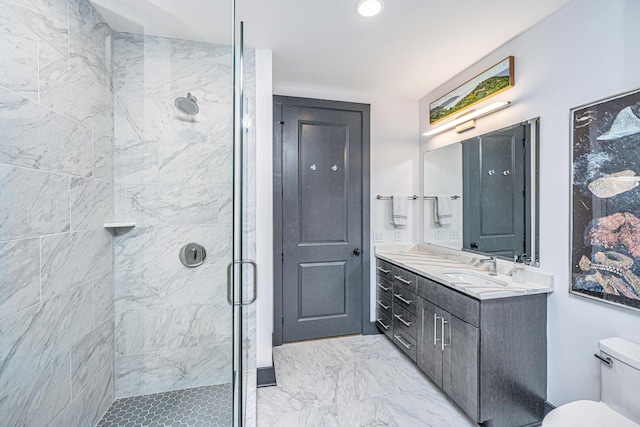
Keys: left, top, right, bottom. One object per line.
{"left": 429, "top": 56, "right": 514, "bottom": 124}
{"left": 570, "top": 87, "right": 640, "bottom": 311}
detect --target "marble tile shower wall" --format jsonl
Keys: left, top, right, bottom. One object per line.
{"left": 0, "top": 0, "right": 115, "bottom": 426}
{"left": 112, "top": 32, "right": 253, "bottom": 399}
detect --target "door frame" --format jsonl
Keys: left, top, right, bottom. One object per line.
{"left": 272, "top": 95, "right": 373, "bottom": 346}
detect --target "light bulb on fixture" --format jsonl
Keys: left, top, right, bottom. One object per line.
{"left": 356, "top": 0, "right": 384, "bottom": 17}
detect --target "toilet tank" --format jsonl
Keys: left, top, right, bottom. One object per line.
{"left": 599, "top": 337, "right": 640, "bottom": 424}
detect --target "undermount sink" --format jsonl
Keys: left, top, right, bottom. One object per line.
{"left": 442, "top": 271, "right": 509, "bottom": 287}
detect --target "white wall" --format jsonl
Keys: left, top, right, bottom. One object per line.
{"left": 419, "top": 0, "right": 640, "bottom": 406}
{"left": 254, "top": 85, "right": 419, "bottom": 367}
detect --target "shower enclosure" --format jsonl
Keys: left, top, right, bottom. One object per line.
{"left": 0, "top": 0, "right": 255, "bottom": 425}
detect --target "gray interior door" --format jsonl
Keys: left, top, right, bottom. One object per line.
{"left": 280, "top": 104, "right": 364, "bottom": 342}
{"left": 463, "top": 124, "right": 527, "bottom": 258}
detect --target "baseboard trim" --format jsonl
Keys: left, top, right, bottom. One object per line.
{"left": 544, "top": 401, "right": 556, "bottom": 415}
{"left": 257, "top": 366, "right": 277, "bottom": 388}
{"left": 362, "top": 321, "right": 382, "bottom": 336}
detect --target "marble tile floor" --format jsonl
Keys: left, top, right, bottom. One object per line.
{"left": 257, "top": 334, "right": 478, "bottom": 427}
{"left": 97, "top": 383, "right": 232, "bottom": 426}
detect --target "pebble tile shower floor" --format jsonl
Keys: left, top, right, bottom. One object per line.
{"left": 97, "top": 383, "right": 232, "bottom": 427}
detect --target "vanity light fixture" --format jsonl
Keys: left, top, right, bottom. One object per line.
{"left": 356, "top": 0, "right": 384, "bottom": 17}
{"left": 422, "top": 101, "right": 512, "bottom": 136}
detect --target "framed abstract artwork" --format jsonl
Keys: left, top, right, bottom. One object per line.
{"left": 570, "top": 88, "right": 640, "bottom": 311}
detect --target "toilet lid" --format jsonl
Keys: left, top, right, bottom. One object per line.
{"left": 543, "top": 401, "right": 639, "bottom": 427}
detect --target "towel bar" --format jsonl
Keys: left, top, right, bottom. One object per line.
{"left": 376, "top": 195, "right": 418, "bottom": 200}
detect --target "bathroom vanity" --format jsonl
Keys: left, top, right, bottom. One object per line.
{"left": 375, "top": 247, "right": 553, "bottom": 427}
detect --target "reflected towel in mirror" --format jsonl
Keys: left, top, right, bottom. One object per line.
{"left": 390, "top": 195, "right": 408, "bottom": 226}
{"left": 434, "top": 196, "right": 452, "bottom": 226}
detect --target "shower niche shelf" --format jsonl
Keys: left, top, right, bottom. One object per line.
{"left": 104, "top": 222, "right": 136, "bottom": 235}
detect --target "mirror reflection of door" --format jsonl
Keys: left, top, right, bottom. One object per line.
{"left": 462, "top": 123, "right": 530, "bottom": 259}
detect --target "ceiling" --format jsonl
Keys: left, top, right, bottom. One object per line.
{"left": 92, "top": 0, "right": 574, "bottom": 99}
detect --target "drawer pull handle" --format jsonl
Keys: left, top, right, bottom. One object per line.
{"left": 394, "top": 293, "right": 413, "bottom": 305}
{"left": 377, "top": 300, "right": 390, "bottom": 310}
{"left": 394, "top": 334, "right": 412, "bottom": 349}
{"left": 376, "top": 319, "right": 390, "bottom": 330}
{"left": 377, "top": 266, "right": 391, "bottom": 274}
{"left": 377, "top": 283, "right": 390, "bottom": 291}
{"left": 394, "top": 313, "right": 412, "bottom": 327}
{"left": 394, "top": 275, "right": 412, "bottom": 285}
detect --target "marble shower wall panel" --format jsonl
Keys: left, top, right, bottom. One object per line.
{"left": 0, "top": 238, "right": 40, "bottom": 319}
{"left": 115, "top": 344, "right": 232, "bottom": 398}
{"left": 0, "top": 9, "right": 39, "bottom": 101}
{"left": 0, "top": 0, "right": 69, "bottom": 56}
{"left": 115, "top": 263, "right": 227, "bottom": 312}
{"left": 94, "top": 272, "right": 115, "bottom": 326}
{"left": 113, "top": 31, "right": 238, "bottom": 398}
{"left": 0, "top": 164, "right": 70, "bottom": 240}
{"left": 114, "top": 225, "right": 232, "bottom": 271}
{"left": 0, "top": 283, "right": 93, "bottom": 397}
{"left": 39, "top": 42, "right": 114, "bottom": 136}
{"left": 41, "top": 229, "right": 113, "bottom": 299}
{"left": 70, "top": 177, "right": 113, "bottom": 231}
{"left": 0, "top": 87, "right": 94, "bottom": 176}
{"left": 0, "top": 349, "right": 71, "bottom": 427}
{"left": 50, "top": 362, "right": 115, "bottom": 427}
{"left": 69, "top": 2, "right": 112, "bottom": 87}
{"left": 0, "top": 0, "right": 115, "bottom": 424}
{"left": 115, "top": 304, "right": 231, "bottom": 355}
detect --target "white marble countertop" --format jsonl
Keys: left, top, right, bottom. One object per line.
{"left": 375, "top": 246, "right": 554, "bottom": 300}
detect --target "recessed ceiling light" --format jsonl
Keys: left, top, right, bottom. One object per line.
{"left": 356, "top": 0, "right": 384, "bottom": 17}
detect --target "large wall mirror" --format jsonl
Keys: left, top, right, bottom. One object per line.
{"left": 423, "top": 118, "right": 540, "bottom": 265}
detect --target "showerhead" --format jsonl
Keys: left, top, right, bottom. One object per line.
{"left": 174, "top": 92, "right": 199, "bottom": 115}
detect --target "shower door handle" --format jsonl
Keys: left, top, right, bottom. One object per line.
{"left": 227, "top": 259, "right": 258, "bottom": 306}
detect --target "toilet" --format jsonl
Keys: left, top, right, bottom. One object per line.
{"left": 543, "top": 337, "right": 640, "bottom": 427}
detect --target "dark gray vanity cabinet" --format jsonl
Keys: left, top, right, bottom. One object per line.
{"left": 376, "top": 257, "right": 548, "bottom": 427}
{"left": 375, "top": 259, "right": 394, "bottom": 338}
{"left": 418, "top": 298, "right": 479, "bottom": 420}
{"left": 391, "top": 266, "right": 418, "bottom": 361}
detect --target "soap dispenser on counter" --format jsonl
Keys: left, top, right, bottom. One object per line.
{"left": 512, "top": 255, "right": 527, "bottom": 283}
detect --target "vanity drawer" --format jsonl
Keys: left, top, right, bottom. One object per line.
{"left": 376, "top": 259, "right": 394, "bottom": 280}
{"left": 392, "top": 304, "right": 417, "bottom": 339}
{"left": 393, "top": 330, "right": 417, "bottom": 362}
{"left": 392, "top": 284, "right": 417, "bottom": 315}
{"left": 376, "top": 310, "right": 393, "bottom": 338}
{"left": 375, "top": 294, "right": 392, "bottom": 318}
{"left": 392, "top": 267, "right": 417, "bottom": 293}
{"left": 418, "top": 276, "right": 480, "bottom": 327}
{"left": 376, "top": 276, "right": 393, "bottom": 299}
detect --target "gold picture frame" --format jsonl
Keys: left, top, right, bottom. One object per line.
{"left": 429, "top": 56, "right": 514, "bottom": 124}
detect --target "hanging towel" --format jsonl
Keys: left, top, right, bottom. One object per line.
{"left": 390, "top": 195, "right": 408, "bottom": 226}
{"left": 434, "top": 196, "right": 452, "bottom": 226}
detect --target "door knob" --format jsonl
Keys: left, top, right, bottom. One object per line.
{"left": 353, "top": 248, "right": 361, "bottom": 256}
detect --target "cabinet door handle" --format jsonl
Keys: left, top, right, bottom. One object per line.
{"left": 441, "top": 318, "right": 449, "bottom": 351}
{"left": 394, "top": 275, "right": 412, "bottom": 285}
{"left": 394, "top": 313, "right": 412, "bottom": 327}
{"left": 394, "top": 334, "right": 412, "bottom": 349}
{"left": 394, "top": 293, "right": 413, "bottom": 305}
{"left": 376, "top": 319, "right": 390, "bottom": 330}
{"left": 377, "top": 300, "right": 390, "bottom": 310}
{"left": 377, "top": 266, "right": 390, "bottom": 274}
{"left": 377, "top": 283, "right": 390, "bottom": 291}
{"left": 434, "top": 313, "right": 441, "bottom": 346}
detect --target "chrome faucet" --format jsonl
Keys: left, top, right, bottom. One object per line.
{"left": 479, "top": 256, "right": 498, "bottom": 276}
